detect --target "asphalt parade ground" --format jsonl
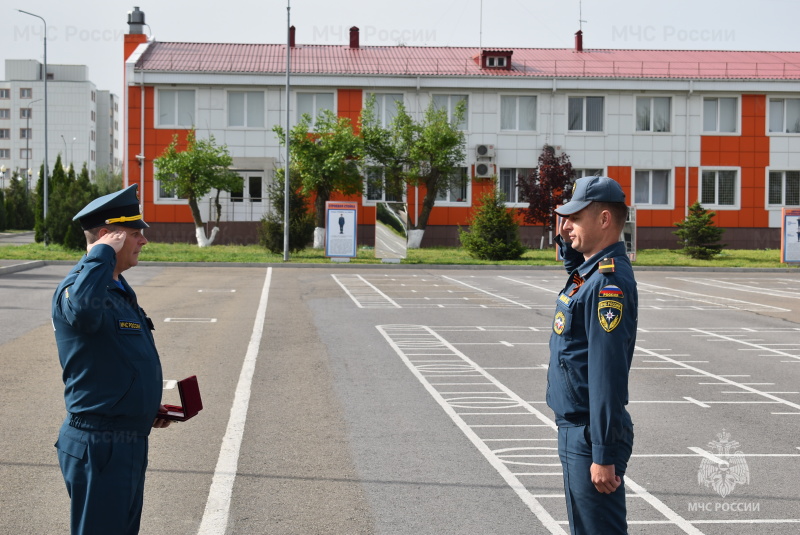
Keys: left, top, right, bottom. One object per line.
{"left": 1, "top": 261, "right": 799, "bottom": 534}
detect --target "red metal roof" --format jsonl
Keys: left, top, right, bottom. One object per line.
{"left": 135, "top": 42, "right": 800, "bottom": 79}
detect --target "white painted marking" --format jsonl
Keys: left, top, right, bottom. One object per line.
{"left": 442, "top": 275, "right": 532, "bottom": 309}
{"left": 638, "top": 282, "right": 790, "bottom": 311}
{"left": 683, "top": 397, "right": 710, "bottom": 408}
{"left": 198, "top": 289, "right": 236, "bottom": 293}
{"left": 688, "top": 446, "right": 729, "bottom": 466}
{"left": 671, "top": 277, "right": 800, "bottom": 299}
{"left": 198, "top": 268, "right": 271, "bottom": 535}
{"left": 164, "top": 318, "right": 217, "bottom": 323}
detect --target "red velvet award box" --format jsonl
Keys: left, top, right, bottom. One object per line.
{"left": 163, "top": 376, "right": 203, "bottom": 421}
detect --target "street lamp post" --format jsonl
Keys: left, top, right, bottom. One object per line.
{"left": 18, "top": 10, "right": 49, "bottom": 227}
{"left": 0, "top": 165, "right": 6, "bottom": 190}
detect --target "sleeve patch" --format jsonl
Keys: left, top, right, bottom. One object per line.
{"left": 599, "top": 284, "right": 624, "bottom": 298}
{"left": 598, "top": 300, "right": 623, "bottom": 332}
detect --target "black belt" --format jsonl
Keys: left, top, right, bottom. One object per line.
{"left": 67, "top": 412, "right": 151, "bottom": 435}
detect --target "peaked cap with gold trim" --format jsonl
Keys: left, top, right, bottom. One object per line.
{"left": 73, "top": 184, "right": 149, "bottom": 230}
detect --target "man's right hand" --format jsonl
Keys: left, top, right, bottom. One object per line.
{"left": 87, "top": 229, "right": 127, "bottom": 254}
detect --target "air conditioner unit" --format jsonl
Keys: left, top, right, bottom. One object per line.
{"left": 475, "top": 144, "right": 495, "bottom": 158}
{"left": 475, "top": 162, "right": 494, "bottom": 178}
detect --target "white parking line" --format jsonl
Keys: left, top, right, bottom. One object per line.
{"left": 198, "top": 268, "right": 272, "bottom": 535}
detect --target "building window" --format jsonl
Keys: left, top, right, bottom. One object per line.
{"left": 634, "top": 170, "right": 671, "bottom": 206}
{"left": 435, "top": 167, "right": 469, "bottom": 204}
{"left": 768, "top": 171, "right": 800, "bottom": 206}
{"left": 296, "top": 93, "right": 334, "bottom": 126}
{"left": 499, "top": 168, "right": 533, "bottom": 204}
{"left": 636, "top": 97, "right": 671, "bottom": 132}
{"left": 703, "top": 97, "right": 737, "bottom": 133}
{"left": 158, "top": 89, "right": 196, "bottom": 127}
{"left": 91, "top": 150, "right": 95, "bottom": 162}
{"left": 229, "top": 173, "right": 263, "bottom": 203}
{"left": 0, "top": 109, "right": 9, "bottom": 119}
{"left": 0, "top": 129, "right": 10, "bottom": 139}
{"left": 486, "top": 56, "right": 507, "bottom": 67}
{"left": 364, "top": 166, "right": 404, "bottom": 202}
{"left": 0, "top": 89, "right": 9, "bottom": 99}
{"left": 768, "top": 98, "right": 800, "bottom": 134}
{"left": 0, "top": 149, "right": 9, "bottom": 159}
{"left": 20, "top": 128, "right": 32, "bottom": 139}
{"left": 20, "top": 108, "right": 32, "bottom": 119}
{"left": 366, "top": 93, "right": 403, "bottom": 127}
{"left": 228, "top": 91, "right": 265, "bottom": 128}
{"left": 432, "top": 94, "right": 468, "bottom": 130}
{"left": 91, "top": 91, "right": 96, "bottom": 102}
{"left": 20, "top": 148, "right": 31, "bottom": 159}
{"left": 568, "top": 96, "right": 604, "bottom": 132}
{"left": 20, "top": 88, "right": 32, "bottom": 99}
{"left": 501, "top": 96, "right": 537, "bottom": 131}
{"left": 157, "top": 179, "right": 180, "bottom": 201}
{"left": 700, "top": 169, "right": 738, "bottom": 207}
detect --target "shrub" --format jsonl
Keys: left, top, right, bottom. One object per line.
{"left": 459, "top": 187, "right": 525, "bottom": 261}
{"left": 673, "top": 201, "right": 726, "bottom": 259}
{"left": 258, "top": 170, "right": 315, "bottom": 254}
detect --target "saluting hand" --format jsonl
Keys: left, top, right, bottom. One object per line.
{"left": 87, "top": 229, "right": 127, "bottom": 254}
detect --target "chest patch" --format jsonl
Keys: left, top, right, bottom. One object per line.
{"left": 118, "top": 319, "right": 143, "bottom": 332}
{"left": 598, "top": 300, "right": 623, "bottom": 332}
{"left": 553, "top": 311, "right": 566, "bottom": 335}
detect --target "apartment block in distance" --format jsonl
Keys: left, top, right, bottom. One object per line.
{"left": 0, "top": 59, "right": 120, "bottom": 187}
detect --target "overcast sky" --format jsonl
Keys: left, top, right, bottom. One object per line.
{"left": 3, "top": 0, "right": 798, "bottom": 104}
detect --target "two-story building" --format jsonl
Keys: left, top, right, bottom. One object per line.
{"left": 123, "top": 7, "right": 800, "bottom": 248}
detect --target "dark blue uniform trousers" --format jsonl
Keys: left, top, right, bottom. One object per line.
{"left": 557, "top": 425, "right": 633, "bottom": 535}
{"left": 56, "top": 419, "right": 149, "bottom": 535}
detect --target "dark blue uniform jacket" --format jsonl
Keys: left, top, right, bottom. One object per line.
{"left": 547, "top": 239, "right": 638, "bottom": 465}
{"left": 52, "top": 245, "right": 162, "bottom": 435}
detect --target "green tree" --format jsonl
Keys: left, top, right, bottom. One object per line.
{"left": 361, "top": 97, "right": 466, "bottom": 248}
{"left": 459, "top": 185, "right": 525, "bottom": 260}
{"left": 154, "top": 129, "right": 243, "bottom": 247}
{"left": 258, "top": 168, "right": 315, "bottom": 254}
{"left": 4, "top": 172, "right": 35, "bottom": 230}
{"left": 274, "top": 109, "right": 363, "bottom": 248}
{"left": 673, "top": 201, "right": 726, "bottom": 259}
{"left": 94, "top": 168, "right": 123, "bottom": 196}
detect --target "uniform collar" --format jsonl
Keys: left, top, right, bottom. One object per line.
{"left": 577, "top": 241, "right": 627, "bottom": 278}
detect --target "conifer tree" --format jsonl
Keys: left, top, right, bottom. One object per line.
{"left": 459, "top": 185, "right": 525, "bottom": 260}
{"left": 673, "top": 201, "right": 726, "bottom": 259}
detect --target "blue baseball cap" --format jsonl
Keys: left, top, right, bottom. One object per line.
{"left": 555, "top": 175, "right": 626, "bottom": 216}
{"left": 73, "top": 184, "right": 149, "bottom": 230}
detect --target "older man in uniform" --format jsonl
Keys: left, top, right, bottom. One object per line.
{"left": 52, "top": 184, "right": 171, "bottom": 534}
{"left": 547, "top": 175, "right": 638, "bottom": 534}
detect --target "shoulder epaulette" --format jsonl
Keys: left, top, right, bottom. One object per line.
{"left": 598, "top": 257, "right": 616, "bottom": 274}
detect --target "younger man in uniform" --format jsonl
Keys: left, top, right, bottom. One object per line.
{"left": 53, "top": 184, "right": 171, "bottom": 534}
{"left": 547, "top": 175, "right": 638, "bottom": 534}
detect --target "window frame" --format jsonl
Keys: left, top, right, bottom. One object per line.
{"left": 434, "top": 167, "right": 471, "bottom": 205}
{"left": 20, "top": 128, "right": 32, "bottom": 140}
{"left": 431, "top": 94, "right": 469, "bottom": 131}
{"left": 156, "top": 88, "right": 196, "bottom": 128}
{"left": 0, "top": 129, "right": 10, "bottom": 139}
{"left": 632, "top": 169, "right": 673, "bottom": 209}
{"left": 699, "top": 167, "right": 740, "bottom": 210}
{"left": 362, "top": 166, "right": 406, "bottom": 205}
{"left": 0, "top": 89, "right": 10, "bottom": 99}
{"left": 365, "top": 93, "right": 404, "bottom": 128}
{"left": 227, "top": 90, "right": 266, "bottom": 129}
{"left": 702, "top": 96, "right": 739, "bottom": 134}
{"left": 20, "top": 88, "right": 32, "bottom": 99}
{"left": 500, "top": 95, "right": 537, "bottom": 132}
{"left": 635, "top": 96, "right": 672, "bottom": 133}
{"left": 768, "top": 97, "right": 800, "bottom": 135}
{"left": 498, "top": 167, "right": 534, "bottom": 206}
{"left": 295, "top": 92, "right": 336, "bottom": 127}
{"left": 567, "top": 95, "right": 605, "bottom": 133}
{"left": 19, "top": 148, "right": 32, "bottom": 159}
{"left": 0, "top": 109, "right": 8, "bottom": 120}
{"left": 766, "top": 169, "right": 800, "bottom": 207}
{"left": 0, "top": 149, "right": 9, "bottom": 159}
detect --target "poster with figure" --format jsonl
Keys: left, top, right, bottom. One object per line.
{"left": 325, "top": 201, "right": 358, "bottom": 258}
{"left": 781, "top": 208, "right": 800, "bottom": 263}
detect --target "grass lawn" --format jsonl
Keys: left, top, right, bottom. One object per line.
{"left": 0, "top": 240, "right": 795, "bottom": 268}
